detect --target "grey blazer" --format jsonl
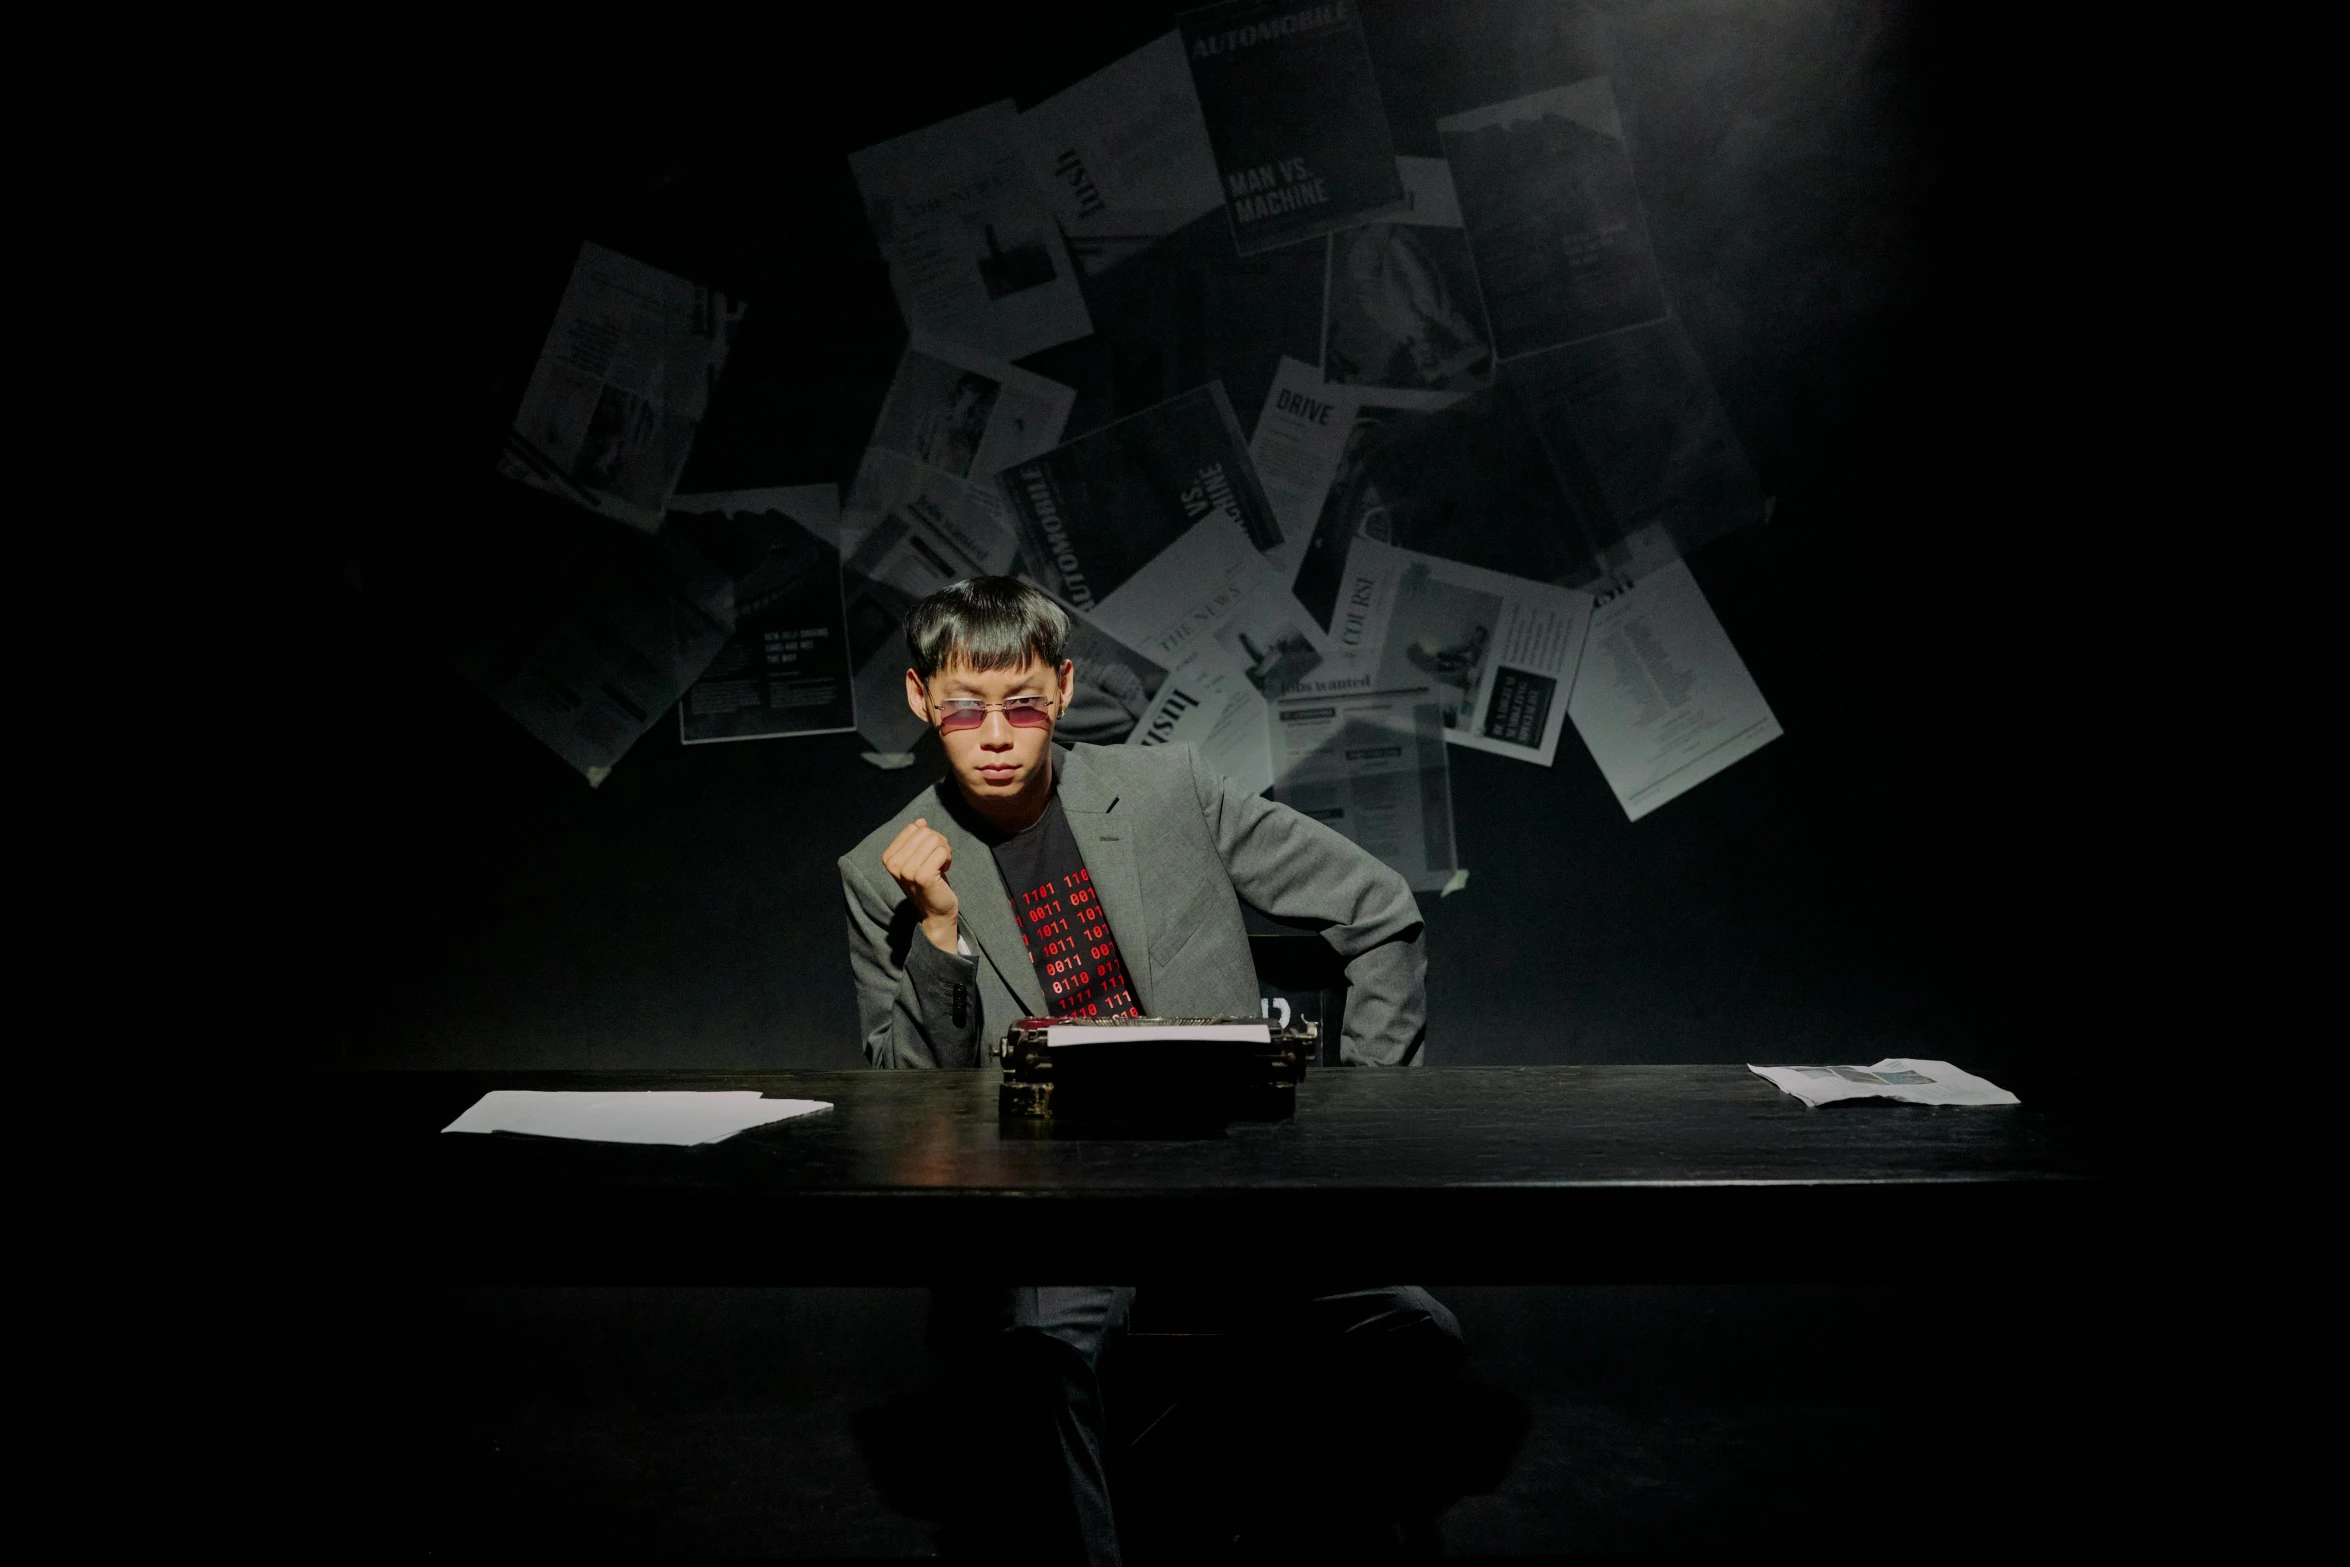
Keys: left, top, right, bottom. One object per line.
{"left": 839, "top": 742, "right": 1427, "bottom": 1069}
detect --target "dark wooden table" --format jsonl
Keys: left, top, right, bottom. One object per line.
{"left": 248, "top": 1067, "right": 2108, "bottom": 1284}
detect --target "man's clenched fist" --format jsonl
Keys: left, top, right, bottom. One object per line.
{"left": 882, "top": 818, "right": 962, "bottom": 954}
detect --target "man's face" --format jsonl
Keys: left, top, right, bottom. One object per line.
{"left": 905, "top": 655, "right": 1076, "bottom": 806}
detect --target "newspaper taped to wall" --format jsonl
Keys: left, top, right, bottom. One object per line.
{"left": 1322, "top": 536, "right": 1592, "bottom": 766}
{"left": 999, "top": 383, "right": 1284, "bottom": 614}
{"left": 1750, "top": 1060, "right": 2020, "bottom": 1109}
{"left": 498, "top": 243, "right": 744, "bottom": 533}
{"left": 1566, "top": 560, "right": 1779, "bottom": 820}
{"left": 1289, "top": 388, "right": 1608, "bottom": 641}
{"left": 1267, "top": 652, "right": 1460, "bottom": 893}
{"left": 1073, "top": 206, "right": 1328, "bottom": 440}
{"left": 1250, "top": 356, "right": 1362, "bottom": 582}
{"left": 1179, "top": 0, "right": 1408, "bottom": 255}
{"left": 669, "top": 486, "right": 855, "bottom": 744}
{"left": 1018, "top": 30, "right": 1226, "bottom": 277}
{"left": 1438, "top": 78, "right": 1668, "bottom": 360}
{"left": 1054, "top": 595, "right": 1176, "bottom": 748}
{"left": 417, "top": 496, "right": 734, "bottom": 785}
{"left": 1322, "top": 157, "right": 1495, "bottom": 410}
{"left": 1127, "top": 651, "right": 1273, "bottom": 796}
{"left": 843, "top": 334, "right": 1075, "bottom": 555}
{"left": 1505, "top": 317, "right": 1766, "bottom": 583}
{"left": 840, "top": 485, "right": 1021, "bottom": 756}
{"left": 849, "top": 101, "right": 1092, "bottom": 360}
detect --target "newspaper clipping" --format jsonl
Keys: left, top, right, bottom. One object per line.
{"left": 1289, "top": 386, "right": 1608, "bottom": 639}
{"left": 1565, "top": 560, "right": 1780, "bottom": 820}
{"left": 1326, "top": 536, "right": 1592, "bottom": 767}
{"left": 1250, "top": 356, "right": 1362, "bottom": 581}
{"left": 1179, "top": 0, "right": 1408, "bottom": 255}
{"left": 843, "top": 334, "right": 1075, "bottom": 555}
{"left": 1322, "top": 156, "right": 1495, "bottom": 409}
{"left": 419, "top": 503, "right": 735, "bottom": 785}
{"left": 849, "top": 100, "right": 1092, "bottom": 360}
{"left": 998, "top": 383, "right": 1283, "bottom": 613}
{"left": 499, "top": 242, "right": 744, "bottom": 533}
{"left": 1505, "top": 317, "right": 1766, "bottom": 582}
{"left": 1268, "top": 652, "right": 1461, "bottom": 893}
{"left": 841, "top": 490, "right": 1023, "bottom": 756}
{"left": 1438, "top": 78, "right": 1668, "bottom": 360}
{"left": 670, "top": 486, "right": 856, "bottom": 745}
{"left": 1018, "top": 30, "right": 1226, "bottom": 278}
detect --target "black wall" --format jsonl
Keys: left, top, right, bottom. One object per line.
{"left": 252, "top": 1, "right": 2108, "bottom": 1076}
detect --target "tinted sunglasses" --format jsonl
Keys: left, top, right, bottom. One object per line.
{"left": 933, "top": 695, "right": 1055, "bottom": 733}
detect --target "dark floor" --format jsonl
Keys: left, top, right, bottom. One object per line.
{"left": 238, "top": 1284, "right": 2118, "bottom": 1556}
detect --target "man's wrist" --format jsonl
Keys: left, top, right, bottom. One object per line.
{"left": 922, "top": 911, "right": 961, "bottom": 954}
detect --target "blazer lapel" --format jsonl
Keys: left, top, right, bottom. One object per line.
{"left": 934, "top": 803, "right": 1048, "bottom": 1018}
{"left": 1056, "top": 747, "right": 1153, "bottom": 1011}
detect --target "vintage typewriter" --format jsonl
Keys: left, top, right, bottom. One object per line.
{"left": 997, "top": 1015, "right": 1318, "bottom": 1125}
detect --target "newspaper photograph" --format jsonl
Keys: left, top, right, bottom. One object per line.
{"left": 849, "top": 100, "right": 1092, "bottom": 360}
{"left": 1321, "top": 156, "right": 1495, "bottom": 410}
{"left": 1326, "top": 536, "right": 1593, "bottom": 767}
{"left": 1179, "top": 0, "right": 1408, "bottom": 255}
{"left": 1565, "top": 560, "right": 1780, "bottom": 821}
{"left": 843, "top": 334, "right": 1075, "bottom": 554}
{"left": 1288, "top": 388, "right": 1608, "bottom": 638}
{"left": 1250, "top": 356, "right": 1362, "bottom": 582}
{"left": 498, "top": 242, "right": 744, "bottom": 533}
{"left": 998, "top": 383, "right": 1283, "bottom": 614}
{"left": 1267, "top": 652, "right": 1460, "bottom": 893}
{"left": 1018, "top": 30, "right": 1226, "bottom": 278}
{"left": 1438, "top": 78, "right": 1668, "bottom": 360}
{"left": 418, "top": 500, "right": 735, "bottom": 785}
{"left": 669, "top": 487, "right": 855, "bottom": 745}
{"left": 1505, "top": 317, "right": 1766, "bottom": 582}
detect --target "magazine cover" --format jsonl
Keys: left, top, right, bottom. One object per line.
{"left": 1438, "top": 78, "right": 1668, "bottom": 359}
{"left": 1179, "top": 0, "right": 1408, "bottom": 255}
{"left": 997, "top": 383, "right": 1283, "bottom": 613}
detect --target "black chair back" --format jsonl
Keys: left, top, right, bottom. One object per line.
{"left": 1247, "top": 933, "right": 1347, "bottom": 1067}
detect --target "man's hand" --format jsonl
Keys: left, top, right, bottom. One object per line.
{"left": 882, "top": 818, "right": 962, "bottom": 955}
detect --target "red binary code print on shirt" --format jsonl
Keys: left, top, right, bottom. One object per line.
{"left": 1010, "top": 866, "right": 1139, "bottom": 1018}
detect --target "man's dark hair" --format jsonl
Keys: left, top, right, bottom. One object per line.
{"left": 904, "top": 576, "right": 1070, "bottom": 681}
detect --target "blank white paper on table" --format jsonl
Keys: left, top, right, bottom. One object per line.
{"left": 441, "top": 1091, "right": 832, "bottom": 1146}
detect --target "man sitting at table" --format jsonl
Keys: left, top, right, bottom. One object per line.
{"left": 838, "top": 577, "right": 1462, "bottom": 1563}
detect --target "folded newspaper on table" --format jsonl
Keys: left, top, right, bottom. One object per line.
{"left": 443, "top": 1091, "right": 832, "bottom": 1146}
{"left": 1179, "top": 0, "right": 1408, "bottom": 255}
{"left": 1749, "top": 1060, "right": 2020, "bottom": 1109}
{"left": 1017, "top": 30, "right": 1225, "bottom": 277}
{"left": 499, "top": 242, "right": 744, "bottom": 532}
{"left": 849, "top": 101, "right": 1092, "bottom": 360}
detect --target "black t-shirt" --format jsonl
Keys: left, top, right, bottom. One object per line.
{"left": 989, "top": 791, "right": 1142, "bottom": 1019}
